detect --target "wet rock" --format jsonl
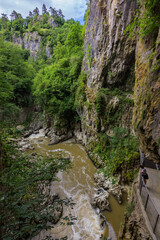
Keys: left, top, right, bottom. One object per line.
{"left": 16, "top": 125, "right": 25, "bottom": 131}
{"left": 94, "top": 172, "right": 106, "bottom": 187}
{"left": 44, "top": 127, "right": 51, "bottom": 136}
{"left": 94, "top": 172, "right": 123, "bottom": 205}
{"left": 34, "top": 130, "right": 40, "bottom": 134}
{"left": 24, "top": 130, "right": 34, "bottom": 138}
{"left": 100, "top": 214, "right": 107, "bottom": 230}
{"left": 20, "top": 144, "right": 35, "bottom": 151}
{"left": 103, "top": 179, "right": 113, "bottom": 190}
{"left": 92, "top": 191, "right": 111, "bottom": 212}
{"left": 18, "top": 139, "right": 35, "bottom": 151}
{"left": 49, "top": 131, "right": 73, "bottom": 145}
{"left": 111, "top": 185, "right": 123, "bottom": 204}
{"left": 8, "top": 138, "right": 18, "bottom": 142}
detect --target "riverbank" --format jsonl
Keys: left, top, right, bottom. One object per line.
{"left": 17, "top": 128, "right": 128, "bottom": 239}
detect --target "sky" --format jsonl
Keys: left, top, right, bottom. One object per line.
{"left": 0, "top": 0, "right": 88, "bottom": 24}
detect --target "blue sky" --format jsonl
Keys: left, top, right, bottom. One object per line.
{"left": 0, "top": 0, "right": 88, "bottom": 24}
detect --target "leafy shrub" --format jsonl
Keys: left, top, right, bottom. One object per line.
{"left": 125, "top": 0, "right": 160, "bottom": 38}
{"left": 93, "top": 128, "right": 139, "bottom": 182}
{"left": 0, "top": 134, "right": 71, "bottom": 239}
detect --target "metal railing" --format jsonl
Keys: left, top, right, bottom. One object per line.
{"left": 139, "top": 174, "right": 160, "bottom": 239}
{"left": 139, "top": 149, "right": 160, "bottom": 170}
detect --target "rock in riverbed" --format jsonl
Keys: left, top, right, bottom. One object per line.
{"left": 93, "top": 172, "right": 123, "bottom": 208}
{"left": 92, "top": 190, "right": 112, "bottom": 212}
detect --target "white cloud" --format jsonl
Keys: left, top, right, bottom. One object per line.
{"left": 0, "top": 0, "right": 87, "bottom": 22}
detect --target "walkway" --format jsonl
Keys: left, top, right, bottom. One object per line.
{"left": 146, "top": 168, "right": 160, "bottom": 213}
{"left": 140, "top": 167, "right": 160, "bottom": 239}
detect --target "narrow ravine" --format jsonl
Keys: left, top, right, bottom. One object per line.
{"left": 27, "top": 131, "right": 126, "bottom": 240}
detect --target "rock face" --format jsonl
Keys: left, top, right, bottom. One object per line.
{"left": 119, "top": 183, "right": 152, "bottom": 240}
{"left": 92, "top": 190, "right": 111, "bottom": 212}
{"left": 75, "top": 0, "right": 137, "bottom": 145}
{"left": 92, "top": 172, "right": 123, "bottom": 212}
{"left": 12, "top": 31, "right": 52, "bottom": 59}
{"left": 133, "top": 6, "right": 160, "bottom": 163}
{"left": 74, "top": 0, "right": 160, "bottom": 237}
{"left": 83, "top": 0, "right": 137, "bottom": 89}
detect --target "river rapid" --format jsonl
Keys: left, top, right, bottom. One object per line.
{"left": 28, "top": 130, "right": 126, "bottom": 240}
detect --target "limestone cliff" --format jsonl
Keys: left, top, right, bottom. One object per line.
{"left": 133, "top": 24, "right": 160, "bottom": 164}
{"left": 12, "top": 31, "right": 52, "bottom": 59}
{"left": 77, "top": 0, "right": 160, "bottom": 238}
{"left": 75, "top": 0, "right": 137, "bottom": 146}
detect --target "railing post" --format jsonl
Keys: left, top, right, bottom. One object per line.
{"left": 145, "top": 194, "right": 149, "bottom": 210}
{"left": 153, "top": 214, "right": 159, "bottom": 233}
{"left": 140, "top": 174, "right": 143, "bottom": 195}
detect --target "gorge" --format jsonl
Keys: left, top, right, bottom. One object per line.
{"left": 0, "top": 0, "right": 160, "bottom": 239}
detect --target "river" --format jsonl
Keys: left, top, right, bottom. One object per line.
{"left": 28, "top": 130, "right": 126, "bottom": 240}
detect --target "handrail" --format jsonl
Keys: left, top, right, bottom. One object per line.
{"left": 143, "top": 179, "right": 160, "bottom": 215}
{"left": 139, "top": 174, "right": 160, "bottom": 236}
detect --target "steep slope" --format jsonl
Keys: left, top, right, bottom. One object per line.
{"left": 133, "top": 27, "right": 160, "bottom": 164}
{"left": 12, "top": 31, "right": 52, "bottom": 59}
{"left": 75, "top": 0, "right": 138, "bottom": 171}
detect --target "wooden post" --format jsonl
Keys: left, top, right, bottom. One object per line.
{"left": 153, "top": 214, "right": 159, "bottom": 233}
{"left": 145, "top": 194, "right": 149, "bottom": 210}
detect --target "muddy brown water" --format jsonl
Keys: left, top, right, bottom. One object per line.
{"left": 28, "top": 131, "right": 126, "bottom": 240}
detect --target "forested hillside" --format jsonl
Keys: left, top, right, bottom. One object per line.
{"left": 0, "top": 5, "right": 85, "bottom": 239}
{"left": 0, "top": 0, "right": 160, "bottom": 239}
{"left": 0, "top": 5, "right": 85, "bottom": 125}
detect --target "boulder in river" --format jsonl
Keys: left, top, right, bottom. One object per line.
{"left": 44, "top": 195, "right": 63, "bottom": 224}
{"left": 94, "top": 172, "right": 123, "bottom": 205}
{"left": 92, "top": 191, "right": 112, "bottom": 212}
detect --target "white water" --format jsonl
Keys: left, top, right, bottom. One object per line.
{"left": 28, "top": 132, "right": 121, "bottom": 240}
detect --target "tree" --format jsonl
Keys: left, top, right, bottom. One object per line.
{"left": 11, "top": 10, "right": 22, "bottom": 20}
{"left": 29, "top": 11, "right": 33, "bottom": 18}
{"left": 1, "top": 13, "right": 8, "bottom": 20}
{"left": 1, "top": 14, "right": 8, "bottom": 28}
{"left": 58, "top": 9, "right": 65, "bottom": 19}
{"left": 0, "top": 38, "right": 35, "bottom": 118}
{"left": 33, "top": 21, "right": 84, "bottom": 122}
{"left": 0, "top": 139, "right": 71, "bottom": 239}
{"left": 33, "top": 7, "right": 39, "bottom": 16}
{"left": 49, "top": 7, "right": 57, "bottom": 17}
{"left": 42, "top": 4, "right": 47, "bottom": 14}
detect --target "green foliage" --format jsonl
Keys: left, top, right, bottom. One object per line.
{"left": 33, "top": 21, "right": 84, "bottom": 124}
{"left": 0, "top": 132, "right": 71, "bottom": 239}
{"left": 125, "top": 202, "right": 135, "bottom": 218}
{"left": 93, "top": 128, "right": 139, "bottom": 182}
{"left": 75, "top": 71, "right": 87, "bottom": 108}
{"left": 95, "top": 92, "right": 106, "bottom": 117}
{"left": 125, "top": 0, "right": 160, "bottom": 38}
{"left": 86, "top": 43, "right": 92, "bottom": 68}
{"left": 0, "top": 38, "right": 35, "bottom": 120}
{"left": 83, "top": 3, "right": 90, "bottom": 36}
{"left": 142, "top": 109, "right": 147, "bottom": 119}
{"left": 95, "top": 88, "right": 134, "bottom": 130}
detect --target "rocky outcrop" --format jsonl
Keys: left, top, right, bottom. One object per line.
{"left": 133, "top": 8, "right": 160, "bottom": 163}
{"left": 92, "top": 172, "right": 124, "bottom": 212}
{"left": 92, "top": 189, "right": 111, "bottom": 211}
{"left": 47, "top": 127, "right": 73, "bottom": 145}
{"left": 12, "top": 31, "right": 52, "bottom": 59}
{"left": 75, "top": 0, "right": 137, "bottom": 145}
{"left": 83, "top": 0, "right": 137, "bottom": 89}
{"left": 119, "top": 183, "right": 153, "bottom": 240}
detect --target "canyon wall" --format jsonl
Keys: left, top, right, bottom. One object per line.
{"left": 12, "top": 31, "right": 52, "bottom": 59}
{"left": 75, "top": 0, "right": 137, "bottom": 147}
{"left": 75, "top": 0, "right": 160, "bottom": 165}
